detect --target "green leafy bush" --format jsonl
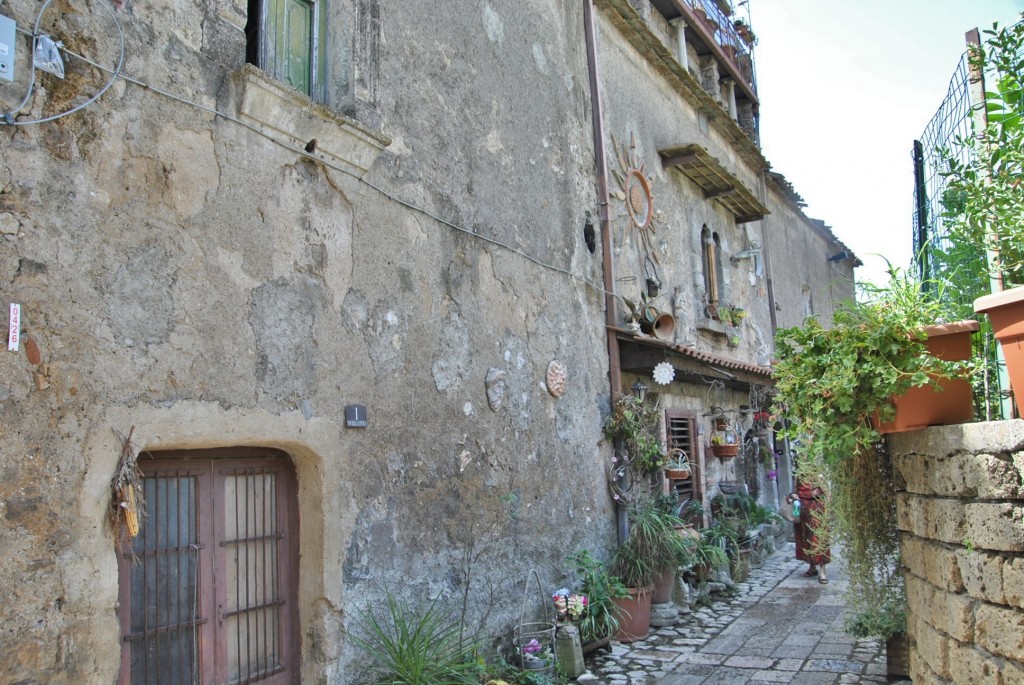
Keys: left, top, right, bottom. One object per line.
{"left": 567, "top": 549, "right": 629, "bottom": 644}
{"left": 351, "top": 589, "right": 480, "bottom": 685}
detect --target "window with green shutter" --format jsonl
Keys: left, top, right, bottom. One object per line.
{"left": 246, "top": 0, "right": 326, "bottom": 102}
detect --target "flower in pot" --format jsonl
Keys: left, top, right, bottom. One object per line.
{"left": 718, "top": 305, "right": 747, "bottom": 327}
{"left": 710, "top": 420, "right": 739, "bottom": 458}
{"left": 519, "top": 639, "right": 553, "bottom": 671}
{"left": 566, "top": 550, "right": 628, "bottom": 647}
{"left": 551, "top": 588, "right": 588, "bottom": 624}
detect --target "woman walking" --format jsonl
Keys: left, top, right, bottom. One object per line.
{"left": 787, "top": 480, "right": 830, "bottom": 583}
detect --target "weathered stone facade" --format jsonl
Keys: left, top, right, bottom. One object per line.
{"left": 0, "top": 0, "right": 852, "bottom": 682}
{"left": 892, "top": 422, "right": 1024, "bottom": 684}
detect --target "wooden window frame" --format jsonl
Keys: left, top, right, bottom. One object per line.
{"left": 701, "top": 226, "right": 723, "bottom": 308}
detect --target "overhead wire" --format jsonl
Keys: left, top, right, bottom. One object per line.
{"left": 14, "top": 10, "right": 608, "bottom": 298}
{"left": 1, "top": 0, "right": 125, "bottom": 126}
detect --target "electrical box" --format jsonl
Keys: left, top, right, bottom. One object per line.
{"left": 0, "top": 15, "right": 15, "bottom": 82}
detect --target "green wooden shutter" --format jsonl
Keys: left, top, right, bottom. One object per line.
{"left": 266, "top": 0, "right": 313, "bottom": 95}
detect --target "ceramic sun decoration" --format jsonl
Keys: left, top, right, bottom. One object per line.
{"left": 652, "top": 361, "right": 674, "bottom": 385}
{"left": 611, "top": 131, "right": 662, "bottom": 263}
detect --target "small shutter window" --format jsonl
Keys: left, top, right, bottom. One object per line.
{"left": 665, "top": 409, "right": 703, "bottom": 520}
{"left": 248, "top": 0, "right": 325, "bottom": 102}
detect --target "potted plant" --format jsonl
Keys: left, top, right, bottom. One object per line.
{"left": 932, "top": 21, "right": 1024, "bottom": 412}
{"left": 565, "top": 550, "right": 629, "bottom": 651}
{"left": 718, "top": 305, "right": 747, "bottom": 327}
{"left": 604, "top": 394, "right": 665, "bottom": 474}
{"left": 774, "top": 265, "right": 974, "bottom": 456}
{"left": 846, "top": 596, "right": 909, "bottom": 679}
{"left": 610, "top": 496, "right": 688, "bottom": 640}
{"left": 733, "top": 19, "right": 756, "bottom": 46}
{"left": 663, "top": 448, "right": 691, "bottom": 480}
{"left": 687, "top": 526, "right": 729, "bottom": 582}
{"left": 710, "top": 419, "right": 739, "bottom": 458}
{"left": 773, "top": 265, "right": 967, "bottom": 643}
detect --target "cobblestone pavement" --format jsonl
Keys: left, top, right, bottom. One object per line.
{"left": 578, "top": 542, "right": 911, "bottom": 684}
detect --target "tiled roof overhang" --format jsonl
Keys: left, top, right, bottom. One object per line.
{"left": 615, "top": 328, "right": 773, "bottom": 391}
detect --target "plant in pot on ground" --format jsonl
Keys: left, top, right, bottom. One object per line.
{"left": 772, "top": 266, "right": 967, "bottom": 640}
{"left": 610, "top": 495, "right": 690, "bottom": 640}
{"left": 566, "top": 549, "right": 629, "bottom": 647}
{"left": 687, "top": 523, "right": 730, "bottom": 583}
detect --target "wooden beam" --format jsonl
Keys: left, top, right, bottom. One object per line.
{"left": 705, "top": 186, "right": 737, "bottom": 200}
{"left": 661, "top": 151, "right": 699, "bottom": 169}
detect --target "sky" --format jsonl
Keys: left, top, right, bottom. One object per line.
{"left": 750, "top": 0, "right": 1024, "bottom": 286}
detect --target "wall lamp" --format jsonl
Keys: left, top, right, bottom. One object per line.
{"left": 828, "top": 250, "right": 851, "bottom": 263}
{"left": 731, "top": 248, "right": 763, "bottom": 276}
{"left": 730, "top": 248, "right": 762, "bottom": 264}
{"left": 632, "top": 380, "right": 648, "bottom": 402}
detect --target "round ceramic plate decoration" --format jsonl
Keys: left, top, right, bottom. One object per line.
{"left": 653, "top": 361, "right": 675, "bottom": 385}
{"left": 546, "top": 360, "right": 568, "bottom": 397}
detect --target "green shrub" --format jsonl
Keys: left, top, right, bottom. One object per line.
{"left": 351, "top": 589, "right": 480, "bottom": 685}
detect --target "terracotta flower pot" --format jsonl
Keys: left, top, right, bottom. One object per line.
{"left": 886, "top": 632, "right": 910, "bottom": 678}
{"left": 611, "top": 585, "right": 652, "bottom": 642}
{"left": 651, "top": 567, "right": 676, "bottom": 604}
{"left": 975, "top": 286, "right": 1024, "bottom": 410}
{"left": 875, "top": 320, "right": 979, "bottom": 433}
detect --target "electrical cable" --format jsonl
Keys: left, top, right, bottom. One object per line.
{"left": 1, "top": 0, "right": 125, "bottom": 126}
{"left": 3, "top": 0, "right": 53, "bottom": 121}
{"left": 55, "top": 42, "right": 610, "bottom": 298}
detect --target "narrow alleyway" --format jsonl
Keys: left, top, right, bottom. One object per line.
{"left": 580, "top": 543, "right": 911, "bottom": 684}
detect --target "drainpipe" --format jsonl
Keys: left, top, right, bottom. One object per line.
{"left": 584, "top": 0, "right": 627, "bottom": 543}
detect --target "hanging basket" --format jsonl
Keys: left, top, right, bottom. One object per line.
{"left": 513, "top": 569, "right": 556, "bottom": 675}
{"left": 711, "top": 443, "right": 739, "bottom": 458}
{"left": 664, "top": 448, "right": 690, "bottom": 479}
{"left": 665, "top": 466, "right": 691, "bottom": 480}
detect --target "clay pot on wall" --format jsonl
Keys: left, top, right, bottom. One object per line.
{"left": 639, "top": 309, "right": 676, "bottom": 340}
{"left": 974, "top": 286, "right": 1024, "bottom": 412}
{"left": 874, "top": 320, "right": 979, "bottom": 433}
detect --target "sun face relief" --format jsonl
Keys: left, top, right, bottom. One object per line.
{"left": 612, "top": 132, "right": 660, "bottom": 262}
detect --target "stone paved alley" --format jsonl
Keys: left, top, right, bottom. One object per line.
{"left": 578, "top": 542, "right": 911, "bottom": 684}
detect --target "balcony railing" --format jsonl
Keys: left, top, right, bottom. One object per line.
{"left": 678, "top": 0, "right": 757, "bottom": 96}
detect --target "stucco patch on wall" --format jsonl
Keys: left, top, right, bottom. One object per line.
{"left": 249, "top": 277, "right": 321, "bottom": 403}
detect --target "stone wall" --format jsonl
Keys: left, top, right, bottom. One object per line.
{"left": 891, "top": 421, "right": 1024, "bottom": 684}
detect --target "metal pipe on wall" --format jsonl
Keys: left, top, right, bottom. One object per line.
{"left": 583, "top": 0, "right": 627, "bottom": 543}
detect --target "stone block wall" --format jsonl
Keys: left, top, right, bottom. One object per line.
{"left": 891, "top": 421, "right": 1024, "bottom": 684}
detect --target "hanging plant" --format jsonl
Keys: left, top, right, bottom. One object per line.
{"left": 603, "top": 394, "right": 665, "bottom": 473}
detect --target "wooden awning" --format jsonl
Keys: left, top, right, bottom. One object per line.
{"left": 658, "top": 144, "right": 769, "bottom": 223}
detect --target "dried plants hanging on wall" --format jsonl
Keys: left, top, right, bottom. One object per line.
{"left": 109, "top": 426, "right": 145, "bottom": 553}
